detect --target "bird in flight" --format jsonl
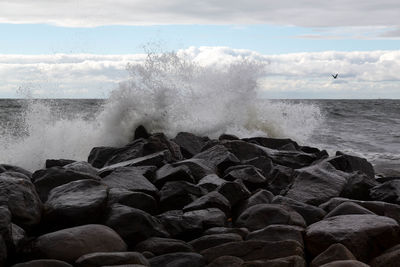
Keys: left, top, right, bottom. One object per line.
{"left": 332, "top": 73, "right": 338, "bottom": 79}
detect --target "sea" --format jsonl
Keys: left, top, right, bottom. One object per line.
{"left": 0, "top": 53, "right": 399, "bottom": 175}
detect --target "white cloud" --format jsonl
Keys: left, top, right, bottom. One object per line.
{"left": 0, "top": 0, "right": 399, "bottom": 30}
{"left": 1, "top": 47, "right": 400, "bottom": 98}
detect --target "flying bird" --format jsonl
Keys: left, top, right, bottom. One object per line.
{"left": 332, "top": 73, "right": 338, "bottom": 79}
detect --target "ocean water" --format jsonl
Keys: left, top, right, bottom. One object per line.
{"left": 0, "top": 52, "right": 399, "bottom": 174}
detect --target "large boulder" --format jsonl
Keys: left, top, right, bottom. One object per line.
{"left": 154, "top": 164, "right": 195, "bottom": 189}
{"left": 183, "top": 192, "right": 231, "bottom": 216}
{"left": 149, "top": 252, "right": 205, "bottom": 267}
{"left": 0, "top": 164, "right": 32, "bottom": 179}
{"left": 62, "top": 161, "right": 99, "bottom": 176}
{"left": 340, "top": 171, "right": 378, "bottom": 200}
{"left": 206, "top": 256, "right": 244, "bottom": 267}
{"left": 235, "top": 189, "right": 273, "bottom": 218}
{"left": 135, "top": 237, "right": 194, "bottom": 256}
{"left": 198, "top": 174, "right": 226, "bottom": 192}
{"left": 327, "top": 152, "right": 375, "bottom": 179}
{"left": 324, "top": 202, "right": 375, "bottom": 218}
{"left": 172, "top": 132, "right": 210, "bottom": 158}
{"left": 370, "top": 244, "right": 400, "bottom": 267}
{"left": 183, "top": 208, "right": 227, "bottom": 230}
{"left": 107, "top": 188, "right": 158, "bottom": 215}
{"left": 266, "top": 164, "right": 295, "bottom": 195}
{"left": 370, "top": 180, "right": 400, "bottom": 204}
{"left": 224, "top": 165, "right": 267, "bottom": 191}
{"left": 194, "top": 145, "right": 240, "bottom": 174}
{"left": 189, "top": 233, "right": 243, "bottom": 252}
{"left": 11, "top": 259, "right": 73, "bottom": 267}
{"left": 305, "top": 214, "right": 400, "bottom": 262}
{"left": 30, "top": 224, "right": 127, "bottom": 263}
{"left": 0, "top": 172, "right": 42, "bottom": 229}
{"left": 310, "top": 243, "right": 357, "bottom": 267}
{"left": 217, "top": 180, "right": 251, "bottom": 208}
{"left": 242, "top": 255, "right": 306, "bottom": 267}
{"left": 75, "top": 251, "right": 149, "bottom": 267}
{"left": 159, "top": 181, "right": 205, "bottom": 211}
{"left": 156, "top": 210, "right": 203, "bottom": 240}
{"left": 246, "top": 225, "right": 304, "bottom": 246}
{"left": 43, "top": 180, "right": 108, "bottom": 229}
{"left": 172, "top": 159, "right": 214, "bottom": 182}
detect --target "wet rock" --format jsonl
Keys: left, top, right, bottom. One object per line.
{"left": 305, "top": 214, "right": 400, "bottom": 262}
{"left": 172, "top": 159, "right": 214, "bottom": 182}
{"left": 102, "top": 139, "right": 147, "bottom": 167}
{"left": 149, "top": 252, "right": 205, "bottom": 267}
{"left": 88, "top": 146, "right": 123, "bottom": 168}
{"left": 340, "top": 171, "right": 378, "bottom": 200}
{"left": 217, "top": 180, "right": 251, "bottom": 208}
{"left": 172, "top": 132, "right": 210, "bottom": 158}
{"left": 272, "top": 196, "right": 326, "bottom": 225}
{"left": 0, "top": 164, "right": 32, "bottom": 179}
{"left": 320, "top": 260, "right": 370, "bottom": 267}
{"left": 108, "top": 188, "right": 158, "bottom": 215}
{"left": 30, "top": 224, "right": 127, "bottom": 263}
{"left": 156, "top": 210, "right": 203, "bottom": 240}
{"left": 198, "top": 174, "right": 226, "bottom": 192}
{"left": 235, "top": 204, "right": 306, "bottom": 231}
{"left": 75, "top": 251, "right": 150, "bottom": 267}
{"left": 370, "top": 244, "right": 400, "bottom": 267}
{"left": 370, "top": 180, "right": 400, "bottom": 204}
{"left": 206, "top": 255, "right": 244, "bottom": 267}
{"left": 0, "top": 236, "right": 7, "bottom": 267}
{"left": 194, "top": 145, "right": 240, "bottom": 174}
{"left": 189, "top": 233, "right": 243, "bottom": 252}
{"left": 43, "top": 180, "right": 108, "bottom": 229}
{"left": 265, "top": 164, "right": 295, "bottom": 195}
{"left": 310, "top": 243, "right": 357, "bottom": 267}
{"left": 242, "top": 156, "right": 273, "bottom": 177}
{"left": 11, "top": 259, "right": 73, "bottom": 267}
{"left": 235, "top": 189, "right": 273, "bottom": 217}
{"left": 45, "top": 159, "right": 76, "bottom": 168}
{"left": 143, "top": 133, "right": 183, "bottom": 161}
{"left": 219, "top": 134, "right": 239, "bottom": 141}
{"left": 11, "top": 223, "right": 27, "bottom": 253}
{"left": 105, "top": 204, "right": 169, "bottom": 247}
{"left": 154, "top": 164, "right": 195, "bottom": 189}
{"left": 32, "top": 166, "right": 100, "bottom": 202}
{"left": 246, "top": 225, "right": 304, "bottom": 246}
{"left": 183, "top": 192, "right": 231, "bottom": 216}
{"left": 327, "top": 152, "right": 375, "bottom": 178}
{"left": 159, "top": 181, "right": 205, "bottom": 211}
{"left": 324, "top": 202, "right": 375, "bottom": 218}
{"left": 134, "top": 125, "right": 150, "bottom": 140}
{"left": 0, "top": 172, "right": 42, "bottom": 229}
{"left": 242, "top": 137, "right": 300, "bottom": 150}
{"left": 63, "top": 161, "right": 99, "bottom": 176}
{"left": 203, "top": 227, "right": 249, "bottom": 239}
{"left": 224, "top": 165, "right": 267, "bottom": 191}
{"left": 101, "top": 167, "right": 158, "bottom": 197}
{"left": 242, "top": 255, "right": 306, "bottom": 267}
{"left": 135, "top": 237, "right": 193, "bottom": 256}
{"left": 183, "top": 208, "right": 227, "bottom": 230}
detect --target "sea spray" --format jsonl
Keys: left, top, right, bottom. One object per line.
{"left": 0, "top": 50, "right": 323, "bottom": 170}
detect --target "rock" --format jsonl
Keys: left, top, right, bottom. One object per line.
{"left": 319, "top": 260, "right": 370, "bottom": 267}
{"left": 324, "top": 202, "right": 375, "bottom": 218}
{"left": 327, "top": 152, "right": 375, "bottom": 178}
{"left": 201, "top": 240, "right": 303, "bottom": 262}
{"left": 370, "top": 180, "right": 400, "bottom": 204}
{"left": 246, "top": 225, "right": 304, "bottom": 246}
{"left": 63, "top": 161, "right": 99, "bottom": 176}
{"left": 183, "top": 192, "right": 231, "bottom": 216}
{"left": 101, "top": 167, "right": 158, "bottom": 197}
{"left": 189, "top": 233, "right": 243, "bottom": 252}
{"left": 206, "top": 255, "right": 244, "bottom": 267}
{"left": 135, "top": 237, "right": 193, "bottom": 256}
{"left": 217, "top": 180, "right": 251, "bottom": 208}
{"left": 183, "top": 208, "right": 227, "bottom": 230}
{"left": 235, "top": 189, "right": 273, "bottom": 218}
{"left": 149, "top": 252, "right": 205, "bottom": 267}
{"left": 194, "top": 145, "right": 240, "bottom": 174}
{"left": 142, "top": 133, "right": 183, "bottom": 161}
{"left": 284, "top": 162, "right": 351, "bottom": 206}
{"left": 319, "top": 197, "right": 400, "bottom": 224}
{"left": 108, "top": 188, "right": 158, "bottom": 215}
{"left": 242, "top": 156, "right": 273, "bottom": 177}
{"left": 305, "top": 214, "right": 400, "bottom": 262}
{"left": 0, "top": 235, "right": 7, "bottom": 267}
{"left": 11, "top": 223, "right": 26, "bottom": 252}
{"left": 266, "top": 164, "right": 295, "bottom": 195}
{"left": 310, "top": 243, "right": 357, "bottom": 267}
{"left": 156, "top": 210, "right": 203, "bottom": 240}
{"left": 134, "top": 125, "right": 150, "bottom": 140}
{"left": 30, "top": 224, "right": 127, "bottom": 263}
{"left": 75, "top": 251, "right": 149, "bottom": 267}
{"left": 235, "top": 204, "right": 306, "bottom": 231}
{"left": 105, "top": 204, "right": 169, "bottom": 247}
{"left": 172, "top": 132, "right": 210, "bottom": 158}
{"left": 272, "top": 196, "right": 326, "bottom": 225}
{"left": 32, "top": 166, "right": 100, "bottom": 202}
{"left": 154, "top": 164, "right": 195, "bottom": 188}
{"left": 88, "top": 146, "right": 122, "bottom": 168}
{"left": 203, "top": 227, "right": 249, "bottom": 239}
{"left": 11, "top": 259, "right": 73, "bottom": 267}
{"left": 159, "top": 181, "right": 205, "bottom": 211}
{"left": 219, "top": 134, "right": 239, "bottom": 141}
{"left": 198, "top": 174, "right": 226, "bottom": 192}
{"left": 0, "top": 172, "right": 42, "bottom": 229}
{"left": 242, "top": 137, "right": 300, "bottom": 150}
{"left": 0, "top": 164, "right": 32, "bottom": 179}
{"left": 370, "top": 244, "right": 400, "bottom": 267}
{"left": 224, "top": 166, "right": 267, "bottom": 191}
{"left": 242, "top": 255, "right": 306, "bottom": 267}
{"left": 43, "top": 180, "right": 108, "bottom": 229}
{"left": 172, "top": 159, "right": 214, "bottom": 182}
{"left": 340, "top": 171, "right": 378, "bottom": 200}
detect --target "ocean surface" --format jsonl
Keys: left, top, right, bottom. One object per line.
{"left": 1, "top": 98, "right": 399, "bottom": 175}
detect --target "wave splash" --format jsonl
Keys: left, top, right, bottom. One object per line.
{"left": 0, "top": 50, "right": 323, "bottom": 170}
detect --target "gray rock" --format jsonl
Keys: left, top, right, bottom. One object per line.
{"left": 135, "top": 237, "right": 193, "bottom": 256}
{"left": 107, "top": 188, "right": 158, "bottom": 215}
{"left": 75, "top": 251, "right": 149, "bottom": 267}
{"left": 183, "top": 208, "right": 227, "bottom": 230}
{"left": 235, "top": 189, "right": 273, "bottom": 218}
{"left": 206, "top": 256, "right": 244, "bottom": 267}
{"left": 0, "top": 164, "right": 32, "bottom": 179}
{"left": 327, "top": 152, "right": 374, "bottom": 179}
{"left": 246, "top": 225, "right": 304, "bottom": 246}
{"left": 189, "top": 233, "right": 243, "bottom": 252}
{"left": 156, "top": 210, "right": 203, "bottom": 240}
{"left": 154, "top": 164, "right": 195, "bottom": 189}
{"left": 370, "top": 244, "right": 400, "bottom": 267}
{"left": 198, "top": 174, "right": 226, "bottom": 192}
{"left": 203, "top": 227, "right": 249, "bottom": 239}
{"left": 172, "top": 159, "right": 214, "bottom": 182}
{"left": 242, "top": 255, "right": 306, "bottom": 267}
{"left": 324, "top": 202, "right": 375, "bottom": 218}
{"left": 320, "top": 260, "right": 369, "bottom": 267}
{"left": 217, "top": 180, "right": 251, "bottom": 207}
{"left": 194, "top": 145, "right": 240, "bottom": 174}
{"left": 172, "top": 132, "right": 210, "bottom": 158}
{"left": 159, "top": 181, "right": 205, "bottom": 211}
{"left": 149, "top": 252, "right": 205, "bottom": 267}
{"left": 183, "top": 192, "right": 231, "bottom": 216}
{"left": 11, "top": 259, "right": 73, "bottom": 267}
{"left": 224, "top": 165, "right": 267, "bottom": 191}
{"left": 310, "top": 243, "right": 357, "bottom": 267}
{"left": 370, "top": 180, "right": 400, "bottom": 204}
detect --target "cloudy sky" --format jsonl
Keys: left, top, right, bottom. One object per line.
{"left": 1, "top": 0, "right": 400, "bottom": 98}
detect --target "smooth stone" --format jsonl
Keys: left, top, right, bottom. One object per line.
{"left": 242, "top": 255, "right": 306, "bottom": 267}
{"left": 324, "top": 202, "right": 375, "bottom": 218}
{"left": 370, "top": 180, "right": 400, "bottom": 204}
{"left": 149, "top": 252, "right": 205, "bottom": 267}
{"left": 75, "top": 251, "right": 149, "bottom": 267}
{"left": 327, "top": 152, "right": 375, "bottom": 178}
{"left": 194, "top": 145, "right": 240, "bottom": 174}
{"left": 310, "top": 243, "right": 357, "bottom": 267}
{"left": 370, "top": 244, "right": 400, "bottom": 267}
{"left": 206, "top": 255, "right": 244, "bottom": 267}
{"left": 0, "top": 164, "right": 32, "bottom": 179}
{"left": 246, "top": 225, "right": 304, "bottom": 246}
{"left": 156, "top": 210, "right": 203, "bottom": 240}
{"left": 203, "top": 227, "right": 249, "bottom": 239}
{"left": 11, "top": 259, "right": 73, "bottom": 267}
{"left": 135, "top": 237, "right": 193, "bottom": 256}
{"left": 183, "top": 208, "right": 227, "bottom": 230}
{"left": 235, "top": 189, "right": 273, "bottom": 218}
{"left": 189, "top": 233, "right": 243, "bottom": 252}
{"left": 320, "top": 260, "right": 370, "bottom": 267}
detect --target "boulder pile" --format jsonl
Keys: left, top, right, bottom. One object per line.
{"left": 1, "top": 127, "right": 400, "bottom": 267}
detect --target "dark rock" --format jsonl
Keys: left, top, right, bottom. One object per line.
{"left": 105, "top": 204, "right": 169, "bottom": 247}
{"left": 172, "top": 159, "right": 214, "bottom": 182}
{"left": 319, "top": 260, "right": 369, "bottom": 267}
{"left": 172, "top": 132, "right": 210, "bottom": 158}
{"left": 102, "top": 139, "right": 146, "bottom": 166}
{"left": 370, "top": 244, "right": 400, "bottom": 267}
{"left": 241, "top": 156, "right": 273, "bottom": 177}
{"left": 30, "top": 224, "right": 127, "bottom": 263}
{"left": 11, "top": 223, "right": 27, "bottom": 252}
{"left": 183, "top": 192, "right": 231, "bottom": 216}
{"left": 206, "top": 255, "right": 243, "bottom": 267}
{"left": 370, "top": 180, "right": 400, "bottom": 204}
{"left": 135, "top": 237, "right": 193, "bottom": 256}
{"left": 32, "top": 166, "right": 100, "bottom": 202}
{"left": 310, "top": 243, "right": 356, "bottom": 267}
{"left": 183, "top": 208, "right": 227, "bottom": 230}
{"left": 11, "top": 259, "right": 73, "bottom": 267}
{"left": 235, "top": 204, "right": 306, "bottom": 231}
{"left": 0, "top": 164, "right": 32, "bottom": 179}
{"left": 101, "top": 167, "right": 158, "bottom": 197}
{"left": 43, "top": 180, "right": 108, "bottom": 228}
{"left": 156, "top": 210, "right": 203, "bottom": 240}
{"left": 149, "top": 252, "right": 205, "bottom": 267}
{"left": 75, "top": 251, "right": 150, "bottom": 267}
{"left": 242, "top": 137, "right": 300, "bottom": 150}
{"left": 143, "top": 133, "right": 183, "bottom": 161}
{"left": 154, "top": 164, "right": 195, "bottom": 189}
{"left": 305, "top": 214, "right": 400, "bottom": 262}
{"left": 324, "top": 202, "right": 375, "bottom": 218}
{"left": 63, "top": 161, "right": 99, "bottom": 176}
{"left": 134, "top": 125, "right": 150, "bottom": 140}
{"left": 235, "top": 189, "right": 273, "bottom": 218}
{"left": 159, "top": 181, "right": 205, "bottom": 211}
{"left": 224, "top": 165, "right": 267, "bottom": 191}
{"left": 242, "top": 255, "right": 306, "bottom": 267}
{"left": 0, "top": 236, "right": 7, "bottom": 267}
{"left": 198, "top": 174, "right": 226, "bottom": 192}
{"left": 201, "top": 240, "right": 303, "bottom": 263}
{"left": 108, "top": 188, "right": 158, "bottom": 215}
{"left": 340, "top": 171, "right": 378, "bottom": 200}
{"left": 217, "top": 180, "right": 251, "bottom": 207}
{"left": 0, "top": 172, "right": 42, "bottom": 229}
{"left": 319, "top": 197, "right": 400, "bottom": 224}
{"left": 266, "top": 164, "right": 295, "bottom": 195}
{"left": 45, "top": 159, "right": 76, "bottom": 168}
{"left": 203, "top": 227, "right": 249, "bottom": 239}
{"left": 246, "top": 225, "right": 304, "bottom": 246}
{"left": 284, "top": 162, "right": 351, "bottom": 206}
{"left": 327, "top": 152, "right": 375, "bottom": 178}
{"left": 194, "top": 145, "right": 240, "bottom": 174}
{"left": 272, "top": 196, "right": 326, "bottom": 225}
{"left": 189, "top": 233, "right": 243, "bottom": 252}
{"left": 88, "top": 146, "right": 122, "bottom": 168}
{"left": 219, "top": 134, "right": 239, "bottom": 141}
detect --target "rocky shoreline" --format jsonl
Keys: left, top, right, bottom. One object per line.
{"left": 1, "top": 126, "right": 400, "bottom": 267}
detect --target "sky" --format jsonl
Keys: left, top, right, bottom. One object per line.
{"left": 0, "top": 0, "right": 400, "bottom": 98}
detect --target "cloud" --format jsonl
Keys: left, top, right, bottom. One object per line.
{"left": 0, "top": 0, "right": 399, "bottom": 28}
{"left": 1, "top": 47, "right": 400, "bottom": 99}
